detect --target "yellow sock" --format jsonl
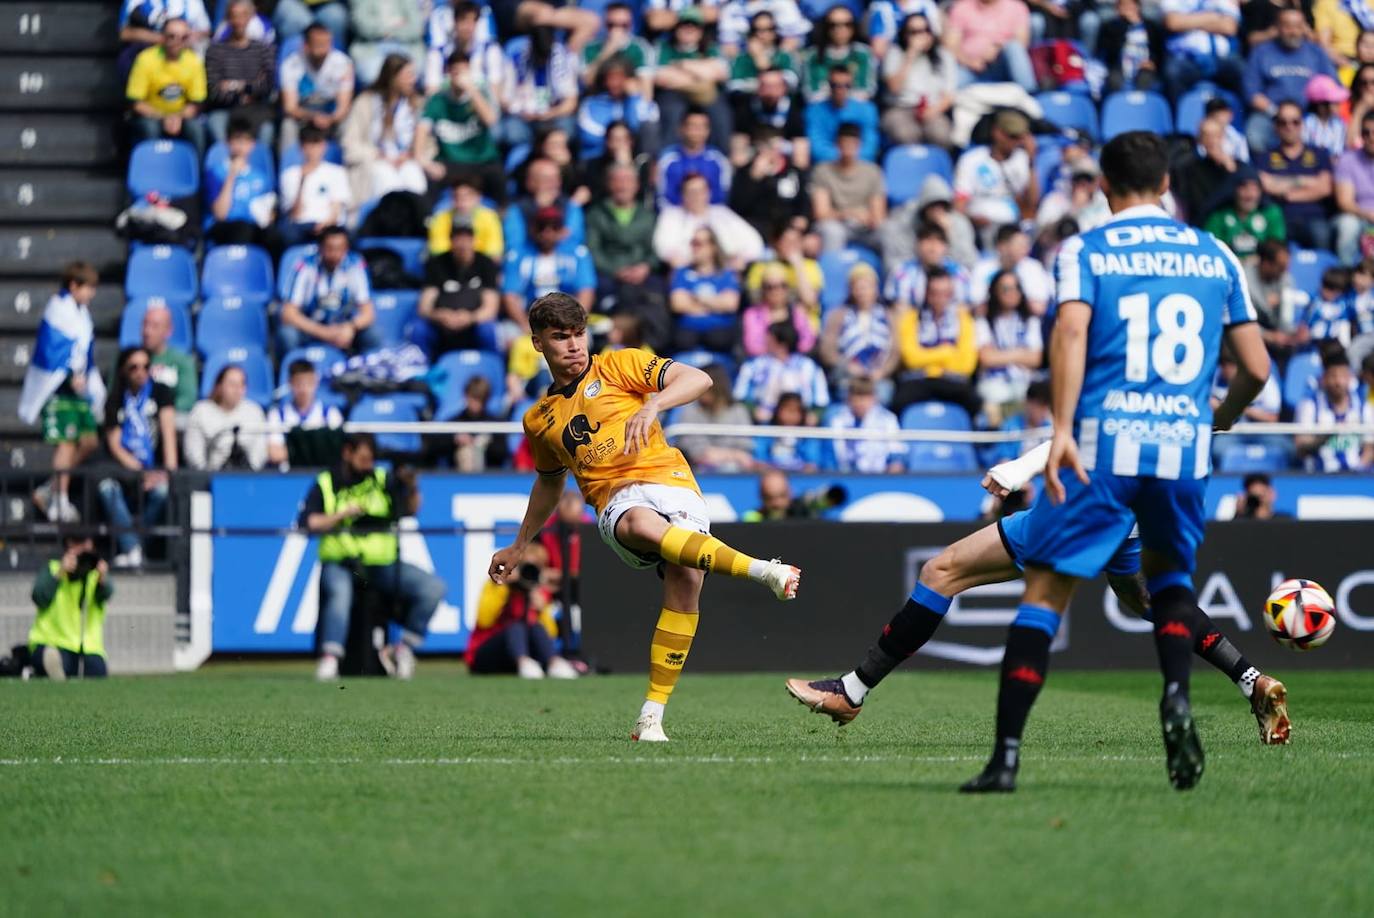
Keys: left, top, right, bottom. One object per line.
{"left": 657, "top": 526, "right": 758, "bottom": 578}
{"left": 647, "top": 607, "right": 699, "bottom": 704}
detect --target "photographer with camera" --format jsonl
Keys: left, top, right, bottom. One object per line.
{"left": 1234, "top": 473, "right": 1287, "bottom": 520}
{"left": 29, "top": 534, "right": 112, "bottom": 679}
{"left": 467, "top": 543, "right": 578, "bottom": 680}
{"left": 301, "top": 432, "right": 446, "bottom": 681}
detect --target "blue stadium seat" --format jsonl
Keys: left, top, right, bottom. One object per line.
{"left": 370, "top": 290, "right": 420, "bottom": 348}
{"left": 882, "top": 145, "right": 954, "bottom": 205}
{"left": 356, "top": 237, "right": 428, "bottom": 275}
{"left": 127, "top": 139, "right": 200, "bottom": 199}
{"left": 1174, "top": 82, "right": 1243, "bottom": 137}
{"left": 1101, "top": 91, "right": 1173, "bottom": 140}
{"left": 433, "top": 349, "right": 507, "bottom": 418}
{"left": 819, "top": 247, "right": 883, "bottom": 314}
{"left": 672, "top": 349, "right": 737, "bottom": 379}
{"left": 277, "top": 243, "right": 318, "bottom": 300}
{"left": 1035, "top": 144, "right": 1064, "bottom": 195}
{"left": 907, "top": 441, "right": 980, "bottom": 472}
{"left": 204, "top": 141, "right": 277, "bottom": 190}
{"left": 277, "top": 142, "right": 344, "bottom": 172}
{"left": 196, "top": 296, "right": 268, "bottom": 357}
{"left": 1283, "top": 348, "right": 1324, "bottom": 410}
{"left": 900, "top": 400, "right": 973, "bottom": 432}
{"left": 507, "top": 397, "right": 535, "bottom": 453}
{"left": 200, "top": 347, "right": 274, "bottom": 406}
{"left": 118, "top": 297, "right": 193, "bottom": 352}
{"left": 276, "top": 344, "right": 348, "bottom": 388}
{"left": 349, "top": 393, "right": 428, "bottom": 454}
{"left": 126, "top": 244, "right": 198, "bottom": 305}
{"left": 202, "top": 244, "right": 274, "bottom": 304}
{"left": 1215, "top": 442, "right": 1291, "bottom": 473}
{"left": 1288, "top": 247, "right": 1338, "bottom": 296}
{"left": 1036, "top": 91, "right": 1098, "bottom": 141}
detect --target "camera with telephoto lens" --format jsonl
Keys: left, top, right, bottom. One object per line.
{"left": 72, "top": 550, "right": 101, "bottom": 579}
{"left": 513, "top": 562, "right": 542, "bottom": 591}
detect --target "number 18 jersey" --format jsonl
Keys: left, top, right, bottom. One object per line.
{"left": 1053, "top": 204, "right": 1256, "bottom": 481}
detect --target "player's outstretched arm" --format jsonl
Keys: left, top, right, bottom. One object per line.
{"left": 623, "top": 362, "right": 712, "bottom": 455}
{"left": 1214, "top": 322, "right": 1271, "bottom": 432}
{"left": 983, "top": 441, "right": 1053, "bottom": 498}
{"left": 489, "top": 472, "right": 567, "bottom": 584}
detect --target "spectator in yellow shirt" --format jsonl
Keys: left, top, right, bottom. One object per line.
{"left": 427, "top": 173, "right": 504, "bottom": 260}
{"left": 126, "top": 18, "right": 209, "bottom": 155}
{"left": 892, "top": 266, "right": 981, "bottom": 418}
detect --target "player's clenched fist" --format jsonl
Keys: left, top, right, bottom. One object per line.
{"left": 489, "top": 545, "right": 524, "bottom": 584}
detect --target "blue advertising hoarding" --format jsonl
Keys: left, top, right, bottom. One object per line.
{"left": 209, "top": 471, "right": 1374, "bottom": 653}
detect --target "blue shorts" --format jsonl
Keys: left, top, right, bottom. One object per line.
{"left": 1013, "top": 472, "right": 1207, "bottom": 581}
{"left": 998, "top": 510, "right": 1141, "bottom": 578}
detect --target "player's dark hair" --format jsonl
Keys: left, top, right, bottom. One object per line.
{"left": 1243, "top": 472, "right": 1272, "bottom": 489}
{"left": 343, "top": 431, "right": 377, "bottom": 453}
{"left": 287, "top": 359, "right": 316, "bottom": 378}
{"left": 299, "top": 123, "right": 327, "bottom": 144}
{"left": 1025, "top": 380, "right": 1050, "bottom": 404}
{"left": 529, "top": 291, "right": 587, "bottom": 333}
{"left": 303, "top": 22, "right": 331, "bottom": 41}
{"left": 682, "top": 106, "right": 709, "bottom": 124}
{"left": 925, "top": 265, "right": 952, "bottom": 284}
{"left": 836, "top": 121, "right": 862, "bottom": 139}
{"left": 445, "top": 50, "right": 469, "bottom": 70}
{"left": 1256, "top": 239, "right": 1287, "bottom": 263}
{"left": 994, "top": 224, "right": 1021, "bottom": 246}
{"left": 61, "top": 260, "right": 98, "bottom": 291}
{"left": 452, "top": 1, "right": 480, "bottom": 20}
{"left": 1099, "top": 131, "right": 1169, "bottom": 196}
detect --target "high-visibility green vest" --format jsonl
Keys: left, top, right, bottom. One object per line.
{"left": 316, "top": 468, "right": 398, "bottom": 565}
{"left": 29, "top": 561, "right": 107, "bottom": 657}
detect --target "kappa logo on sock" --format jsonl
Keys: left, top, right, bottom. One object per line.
{"left": 1007, "top": 666, "right": 1044, "bottom": 686}
{"left": 664, "top": 652, "right": 687, "bottom": 666}
{"left": 1158, "top": 621, "right": 1192, "bottom": 638}
{"left": 1200, "top": 631, "right": 1220, "bottom": 651}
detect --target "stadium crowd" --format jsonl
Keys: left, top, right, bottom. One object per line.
{"left": 23, "top": 0, "right": 1374, "bottom": 542}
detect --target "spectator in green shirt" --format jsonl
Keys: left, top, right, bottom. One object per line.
{"left": 801, "top": 7, "right": 878, "bottom": 103}
{"left": 653, "top": 7, "right": 733, "bottom": 149}
{"left": 581, "top": 2, "right": 656, "bottom": 94}
{"left": 1203, "top": 168, "right": 1287, "bottom": 261}
{"left": 727, "top": 10, "right": 801, "bottom": 96}
{"left": 417, "top": 52, "right": 502, "bottom": 199}
{"left": 142, "top": 303, "right": 198, "bottom": 414}
{"left": 587, "top": 162, "right": 670, "bottom": 350}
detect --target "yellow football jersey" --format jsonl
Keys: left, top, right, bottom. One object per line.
{"left": 523, "top": 349, "right": 700, "bottom": 513}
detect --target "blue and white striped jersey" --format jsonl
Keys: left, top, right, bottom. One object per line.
{"left": 1054, "top": 204, "right": 1255, "bottom": 480}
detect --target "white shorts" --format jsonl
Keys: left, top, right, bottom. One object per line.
{"left": 598, "top": 483, "right": 711, "bottom": 570}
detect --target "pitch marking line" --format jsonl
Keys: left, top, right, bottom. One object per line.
{"left": 0, "top": 752, "right": 1363, "bottom": 767}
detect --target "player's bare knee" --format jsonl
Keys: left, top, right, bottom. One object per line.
{"left": 920, "top": 549, "right": 959, "bottom": 595}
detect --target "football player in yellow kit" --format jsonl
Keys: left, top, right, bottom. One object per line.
{"left": 489, "top": 292, "right": 802, "bottom": 741}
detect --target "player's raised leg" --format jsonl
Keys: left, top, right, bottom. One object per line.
{"left": 961, "top": 566, "right": 1078, "bottom": 794}
{"left": 786, "top": 522, "right": 1019, "bottom": 723}
{"left": 1110, "top": 571, "right": 1289, "bottom": 745}
{"left": 614, "top": 507, "right": 801, "bottom": 600}
{"left": 634, "top": 563, "right": 705, "bottom": 742}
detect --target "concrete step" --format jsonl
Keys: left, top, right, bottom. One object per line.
{"left": 0, "top": 113, "right": 122, "bottom": 168}
{"left": 0, "top": 279, "right": 124, "bottom": 334}
{"left": 0, "top": 3, "right": 120, "bottom": 55}
{"left": 0, "top": 225, "right": 125, "bottom": 276}
{"left": 0, "top": 54, "right": 122, "bottom": 111}
{"left": 0, "top": 333, "right": 120, "bottom": 384}
{"left": 0, "top": 171, "right": 125, "bottom": 223}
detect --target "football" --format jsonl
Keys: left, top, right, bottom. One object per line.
{"left": 1264, "top": 579, "right": 1337, "bottom": 651}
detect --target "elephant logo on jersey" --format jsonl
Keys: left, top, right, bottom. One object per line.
{"left": 561, "top": 414, "right": 603, "bottom": 456}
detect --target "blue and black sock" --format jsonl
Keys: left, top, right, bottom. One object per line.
{"left": 991, "top": 603, "right": 1061, "bottom": 772}
{"left": 853, "top": 582, "right": 953, "bottom": 691}
{"left": 1149, "top": 576, "right": 1200, "bottom": 701}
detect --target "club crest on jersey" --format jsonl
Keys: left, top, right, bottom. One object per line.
{"left": 584, "top": 379, "right": 601, "bottom": 399}
{"left": 561, "top": 414, "right": 602, "bottom": 455}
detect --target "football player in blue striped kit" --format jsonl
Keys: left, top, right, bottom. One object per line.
{"left": 959, "top": 131, "right": 1273, "bottom": 793}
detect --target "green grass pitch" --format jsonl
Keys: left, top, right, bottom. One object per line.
{"left": 4, "top": 665, "right": 1374, "bottom": 916}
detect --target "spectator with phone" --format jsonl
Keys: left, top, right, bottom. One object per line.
{"left": 29, "top": 534, "right": 112, "bottom": 680}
